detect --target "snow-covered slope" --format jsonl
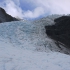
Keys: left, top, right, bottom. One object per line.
{"left": 0, "top": 15, "right": 70, "bottom": 70}
{"left": 0, "top": 38, "right": 70, "bottom": 70}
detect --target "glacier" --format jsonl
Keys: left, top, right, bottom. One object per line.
{"left": 0, "top": 16, "right": 70, "bottom": 70}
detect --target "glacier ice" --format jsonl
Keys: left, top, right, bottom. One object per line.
{"left": 0, "top": 15, "right": 70, "bottom": 70}
{"left": 0, "top": 15, "right": 69, "bottom": 54}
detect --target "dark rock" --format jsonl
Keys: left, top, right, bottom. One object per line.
{"left": 45, "top": 16, "right": 70, "bottom": 49}
{"left": 0, "top": 7, "right": 18, "bottom": 23}
{"left": 54, "top": 16, "right": 70, "bottom": 23}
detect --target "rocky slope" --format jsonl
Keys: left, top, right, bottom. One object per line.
{"left": 32, "top": 15, "right": 70, "bottom": 54}
{"left": 0, "top": 7, "right": 18, "bottom": 23}
{"left": 45, "top": 16, "right": 70, "bottom": 53}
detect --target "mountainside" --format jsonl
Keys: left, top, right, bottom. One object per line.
{"left": 0, "top": 14, "right": 70, "bottom": 70}
{"left": 45, "top": 16, "right": 70, "bottom": 50}
{"left": 0, "top": 18, "right": 70, "bottom": 70}
{"left": 0, "top": 17, "right": 69, "bottom": 54}
{"left": 0, "top": 7, "right": 18, "bottom": 23}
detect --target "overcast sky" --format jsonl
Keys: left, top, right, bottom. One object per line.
{"left": 0, "top": 0, "right": 70, "bottom": 19}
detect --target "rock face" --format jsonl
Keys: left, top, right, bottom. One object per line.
{"left": 0, "top": 7, "right": 18, "bottom": 23}
{"left": 45, "top": 16, "right": 70, "bottom": 49}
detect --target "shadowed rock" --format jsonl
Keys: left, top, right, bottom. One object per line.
{"left": 0, "top": 7, "right": 18, "bottom": 23}
{"left": 45, "top": 16, "right": 70, "bottom": 49}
